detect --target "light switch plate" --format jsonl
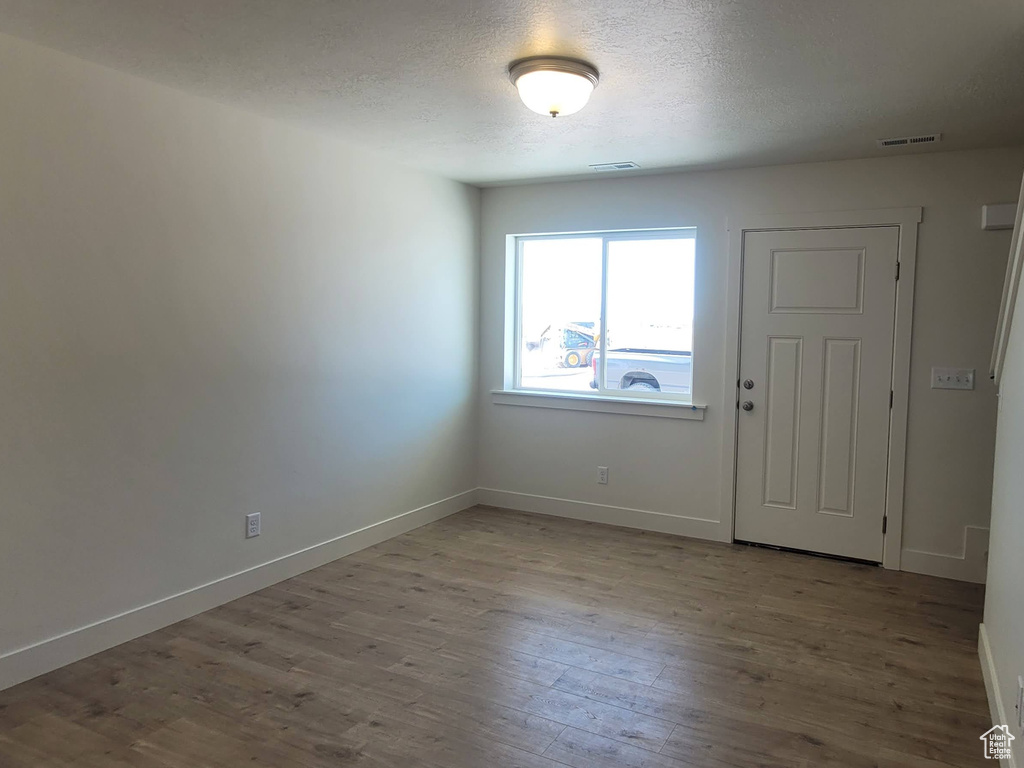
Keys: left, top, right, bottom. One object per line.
{"left": 931, "top": 367, "right": 975, "bottom": 390}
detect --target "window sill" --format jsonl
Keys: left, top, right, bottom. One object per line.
{"left": 491, "top": 389, "right": 706, "bottom": 420}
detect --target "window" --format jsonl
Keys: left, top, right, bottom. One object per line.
{"left": 512, "top": 229, "right": 696, "bottom": 402}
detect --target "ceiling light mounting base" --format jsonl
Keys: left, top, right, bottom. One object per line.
{"left": 508, "top": 57, "right": 600, "bottom": 88}
{"left": 508, "top": 56, "right": 599, "bottom": 118}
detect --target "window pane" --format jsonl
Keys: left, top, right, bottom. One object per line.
{"left": 519, "top": 238, "right": 602, "bottom": 393}
{"left": 601, "top": 237, "right": 695, "bottom": 397}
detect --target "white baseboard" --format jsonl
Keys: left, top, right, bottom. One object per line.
{"left": 900, "top": 525, "right": 990, "bottom": 583}
{"left": 476, "top": 488, "right": 725, "bottom": 542}
{"left": 980, "top": 623, "right": 1018, "bottom": 768}
{"left": 0, "top": 489, "right": 477, "bottom": 692}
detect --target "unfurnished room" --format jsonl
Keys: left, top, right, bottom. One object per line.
{"left": 1, "top": 1, "right": 1024, "bottom": 766}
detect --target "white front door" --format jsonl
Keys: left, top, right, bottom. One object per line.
{"left": 735, "top": 226, "right": 899, "bottom": 562}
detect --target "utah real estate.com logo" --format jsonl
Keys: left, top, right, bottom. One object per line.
{"left": 981, "top": 725, "right": 1015, "bottom": 760}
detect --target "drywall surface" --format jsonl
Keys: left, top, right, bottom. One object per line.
{"left": 479, "top": 147, "right": 1024, "bottom": 578}
{"left": 984, "top": 239, "right": 1024, "bottom": 757}
{"left": 1, "top": 0, "right": 1023, "bottom": 183}
{"left": 0, "top": 34, "right": 479, "bottom": 664}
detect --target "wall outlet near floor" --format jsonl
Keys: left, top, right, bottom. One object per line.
{"left": 598, "top": 466, "right": 609, "bottom": 485}
{"left": 245, "top": 512, "right": 261, "bottom": 539}
{"left": 930, "top": 367, "right": 975, "bottom": 390}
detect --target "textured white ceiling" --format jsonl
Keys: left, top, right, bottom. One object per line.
{"left": 1, "top": 0, "right": 1023, "bottom": 185}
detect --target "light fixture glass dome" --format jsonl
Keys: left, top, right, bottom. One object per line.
{"left": 509, "top": 57, "right": 599, "bottom": 118}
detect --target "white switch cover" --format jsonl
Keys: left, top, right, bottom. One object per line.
{"left": 931, "top": 367, "right": 975, "bottom": 390}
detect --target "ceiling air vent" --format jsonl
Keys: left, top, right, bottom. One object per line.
{"left": 876, "top": 133, "right": 942, "bottom": 149}
{"left": 589, "top": 161, "right": 641, "bottom": 172}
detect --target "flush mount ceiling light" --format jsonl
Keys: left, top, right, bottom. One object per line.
{"left": 508, "top": 57, "right": 599, "bottom": 118}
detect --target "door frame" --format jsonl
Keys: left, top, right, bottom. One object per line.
{"left": 720, "top": 208, "right": 922, "bottom": 570}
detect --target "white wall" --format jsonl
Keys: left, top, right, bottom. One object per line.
{"left": 0, "top": 34, "right": 479, "bottom": 684}
{"left": 983, "top": 229, "right": 1024, "bottom": 760}
{"left": 479, "top": 148, "right": 1024, "bottom": 580}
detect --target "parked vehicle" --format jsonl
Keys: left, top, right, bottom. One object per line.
{"left": 525, "top": 322, "right": 597, "bottom": 368}
{"left": 559, "top": 324, "right": 597, "bottom": 368}
{"left": 590, "top": 348, "right": 692, "bottom": 395}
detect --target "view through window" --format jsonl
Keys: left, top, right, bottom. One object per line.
{"left": 517, "top": 230, "right": 696, "bottom": 400}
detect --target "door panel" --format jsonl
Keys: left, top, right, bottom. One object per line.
{"left": 817, "top": 338, "right": 861, "bottom": 516}
{"left": 735, "top": 227, "right": 898, "bottom": 562}
{"left": 770, "top": 248, "right": 865, "bottom": 313}
{"left": 762, "top": 337, "right": 802, "bottom": 509}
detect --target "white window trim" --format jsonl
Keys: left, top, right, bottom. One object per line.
{"left": 498, "top": 227, "right": 705, "bottom": 415}
{"left": 491, "top": 389, "right": 706, "bottom": 420}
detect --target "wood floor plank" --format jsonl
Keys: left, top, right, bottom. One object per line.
{"left": 341, "top": 708, "right": 569, "bottom": 768}
{"left": 386, "top": 649, "right": 691, "bottom": 752}
{"left": 543, "top": 726, "right": 697, "bottom": 768}
{"left": 660, "top": 716, "right": 881, "bottom": 768}
{"left": 330, "top": 599, "right": 666, "bottom": 685}
{"left": 0, "top": 506, "right": 991, "bottom": 767}
{"left": 402, "top": 688, "right": 567, "bottom": 755}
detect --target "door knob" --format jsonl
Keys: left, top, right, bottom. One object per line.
{"left": 743, "top": 379, "right": 755, "bottom": 390}
{"left": 742, "top": 401, "right": 754, "bottom": 411}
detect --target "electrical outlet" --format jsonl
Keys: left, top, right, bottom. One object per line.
{"left": 245, "top": 512, "right": 261, "bottom": 539}
{"left": 930, "top": 367, "right": 975, "bottom": 390}
{"left": 598, "top": 466, "right": 609, "bottom": 485}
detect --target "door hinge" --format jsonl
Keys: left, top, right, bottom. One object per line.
{"left": 889, "top": 390, "right": 894, "bottom": 408}
{"left": 882, "top": 516, "right": 888, "bottom": 535}
{"left": 895, "top": 261, "right": 901, "bottom": 281}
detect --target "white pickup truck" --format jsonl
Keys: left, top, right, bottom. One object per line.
{"left": 590, "top": 348, "right": 693, "bottom": 396}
